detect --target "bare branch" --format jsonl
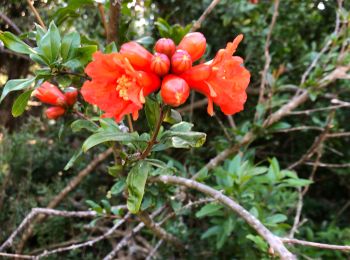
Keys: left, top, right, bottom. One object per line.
{"left": 35, "top": 213, "right": 130, "bottom": 259}
{"left": 103, "top": 207, "right": 164, "bottom": 260}
{"left": 270, "top": 126, "right": 324, "bottom": 134}
{"left": 288, "top": 104, "right": 350, "bottom": 115}
{"left": 0, "top": 252, "right": 34, "bottom": 259}
{"left": 15, "top": 148, "right": 113, "bottom": 253}
{"left": 255, "top": 0, "right": 280, "bottom": 120}
{"left": 0, "top": 208, "right": 99, "bottom": 252}
{"left": 138, "top": 211, "right": 183, "bottom": 249}
{"left": 191, "top": 0, "right": 221, "bottom": 32}
{"left": 326, "top": 132, "right": 350, "bottom": 138}
{"left": 304, "top": 162, "right": 350, "bottom": 168}
{"left": 98, "top": 3, "right": 108, "bottom": 37}
{"left": 281, "top": 238, "right": 350, "bottom": 252}
{"left": 145, "top": 240, "right": 163, "bottom": 260}
{"left": 0, "top": 12, "right": 22, "bottom": 34}
{"left": 152, "top": 175, "right": 296, "bottom": 260}
{"left": 26, "top": 0, "right": 46, "bottom": 29}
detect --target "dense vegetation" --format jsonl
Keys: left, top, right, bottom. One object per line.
{"left": 0, "top": 0, "right": 350, "bottom": 259}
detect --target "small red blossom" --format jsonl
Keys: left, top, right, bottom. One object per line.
{"left": 120, "top": 41, "right": 154, "bottom": 71}
{"left": 154, "top": 38, "right": 176, "bottom": 58}
{"left": 180, "top": 34, "right": 250, "bottom": 116}
{"left": 171, "top": 50, "right": 192, "bottom": 75}
{"left": 81, "top": 51, "right": 160, "bottom": 121}
{"left": 46, "top": 106, "right": 65, "bottom": 119}
{"left": 34, "top": 82, "right": 66, "bottom": 106}
{"left": 177, "top": 32, "right": 206, "bottom": 62}
{"left": 151, "top": 53, "right": 170, "bottom": 76}
{"left": 161, "top": 75, "right": 190, "bottom": 107}
{"left": 64, "top": 87, "right": 78, "bottom": 106}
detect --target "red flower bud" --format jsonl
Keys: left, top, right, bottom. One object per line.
{"left": 161, "top": 75, "right": 190, "bottom": 107}
{"left": 120, "top": 41, "right": 153, "bottom": 71}
{"left": 150, "top": 53, "right": 170, "bottom": 76}
{"left": 171, "top": 50, "right": 192, "bottom": 74}
{"left": 177, "top": 32, "right": 206, "bottom": 62}
{"left": 45, "top": 106, "right": 65, "bottom": 119}
{"left": 34, "top": 82, "right": 66, "bottom": 106}
{"left": 64, "top": 87, "right": 78, "bottom": 106}
{"left": 154, "top": 38, "right": 176, "bottom": 58}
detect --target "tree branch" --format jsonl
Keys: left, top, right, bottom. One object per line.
{"left": 107, "top": 0, "right": 122, "bottom": 44}
{"left": 191, "top": 0, "right": 221, "bottom": 32}
{"left": 281, "top": 238, "right": 350, "bottom": 252}
{"left": 0, "top": 12, "right": 22, "bottom": 34}
{"left": 152, "top": 175, "right": 296, "bottom": 260}
{"left": 26, "top": 0, "right": 46, "bottom": 29}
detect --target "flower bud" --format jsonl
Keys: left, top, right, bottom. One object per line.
{"left": 120, "top": 41, "right": 153, "bottom": 71}
{"left": 150, "top": 53, "right": 170, "bottom": 76}
{"left": 64, "top": 87, "right": 78, "bottom": 106}
{"left": 154, "top": 38, "right": 176, "bottom": 58}
{"left": 161, "top": 75, "right": 190, "bottom": 107}
{"left": 171, "top": 50, "right": 192, "bottom": 75}
{"left": 45, "top": 106, "right": 65, "bottom": 119}
{"left": 177, "top": 32, "right": 206, "bottom": 62}
{"left": 34, "top": 82, "right": 66, "bottom": 106}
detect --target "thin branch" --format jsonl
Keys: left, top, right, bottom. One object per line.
{"left": 26, "top": 0, "right": 46, "bottom": 29}
{"left": 0, "top": 12, "right": 22, "bottom": 34}
{"left": 103, "top": 207, "right": 164, "bottom": 260}
{"left": 0, "top": 208, "right": 98, "bottom": 252}
{"left": 98, "top": 3, "right": 108, "bottom": 37}
{"left": 304, "top": 162, "right": 350, "bottom": 168}
{"left": 326, "top": 132, "right": 350, "bottom": 138}
{"left": 281, "top": 238, "right": 350, "bottom": 252}
{"left": 255, "top": 0, "right": 280, "bottom": 120}
{"left": 0, "top": 252, "right": 34, "bottom": 259}
{"left": 177, "top": 98, "right": 207, "bottom": 113}
{"left": 138, "top": 211, "right": 183, "bottom": 249}
{"left": 15, "top": 148, "right": 113, "bottom": 253}
{"left": 288, "top": 104, "right": 350, "bottom": 115}
{"left": 35, "top": 213, "right": 130, "bottom": 259}
{"left": 152, "top": 175, "right": 296, "bottom": 260}
{"left": 145, "top": 240, "right": 163, "bottom": 260}
{"left": 270, "top": 126, "right": 324, "bottom": 134}
{"left": 191, "top": 0, "right": 221, "bottom": 32}
{"left": 140, "top": 106, "right": 165, "bottom": 159}
{"left": 107, "top": 0, "right": 122, "bottom": 44}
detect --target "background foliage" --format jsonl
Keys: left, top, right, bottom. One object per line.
{"left": 1, "top": 0, "right": 350, "bottom": 259}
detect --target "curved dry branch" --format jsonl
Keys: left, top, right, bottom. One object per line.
{"left": 152, "top": 175, "right": 296, "bottom": 260}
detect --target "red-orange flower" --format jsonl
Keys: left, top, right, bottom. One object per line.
{"left": 180, "top": 34, "right": 250, "bottom": 116}
{"left": 34, "top": 82, "right": 66, "bottom": 106}
{"left": 81, "top": 51, "right": 160, "bottom": 121}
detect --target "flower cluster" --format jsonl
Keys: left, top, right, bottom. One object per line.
{"left": 34, "top": 82, "right": 78, "bottom": 119}
{"left": 81, "top": 32, "right": 250, "bottom": 121}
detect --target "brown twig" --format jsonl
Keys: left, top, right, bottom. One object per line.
{"left": 191, "top": 0, "right": 221, "bottom": 32}
{"left": 254, "top": 0, "right": 280, "bottom": 121}
{"left": 15, "top": 148, "right": 113, "bottom": 253}
{"left": 281, "top": 238, "right": 350, "bottom": 252}
{"left": 98, "top": 3, "right": 109, "bottom": 37}
{"left": 107, "top": 0, "right": 122, "bottom": 44}
{"left": 126, "top": 114, "right": 134, "bottom": 132}
{"left": 26, "top": 0, "right": 46, "bottom": 29}
{"left": 152, "top": 175, "right": 296, "bottom": 260}
{"left": 270, "top": 126, "right": 324, "bottom": 134}
{"left": 0, "top": 12, "right": 22, "bottom": 34}
{"left": 304, "top": 162, "right": 350, "bottom": 168}
{"left": 138, "top": 211, "right": 183, "bottom": 249}
{"left": 0, "top": 252, "right": 34, "bottom": 259}
{"left": 145, "top": 240, "right": 163, "bottom": 260}
{"left": 288, "top": 104, "right": 350, "bottom": 115}
{"left": 140, "top": 106, "right": 165, "bottom": 159}
{"left": 103, "top": 207, "right": 164, "bottom": 260}
{"left": 326, "top": 132, "right": 350, "bottom": 138}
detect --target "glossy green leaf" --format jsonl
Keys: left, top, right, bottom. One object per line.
{"left": 144, "top": 97, "right": 160, "bottom": 131}
{"left": 11, "top": 90, "right": 33, "bottom": 117}
{"left": 110, "top": 179, "right": 126, "bottom": 195}
{"left": 126, "top": 161, "right": 151, "bottom": 213}
{"left": 71, "top": 119, "right": 98, "bottom": 133}
{"left": 0, "top": 31, "right": 34, "bottom": 55}
{"left": 196, "top": 203, "right": 223, "bottom": 218}
{"left": 0, "top": 77, "right": 35, "bottom": 103}
{"left": 64, "top": 149, "right": 83, "bottom": 170}
{"left": 38, "top": 21, "right": 61, "bottom": 64}
{"left": 61, "top": 32, "right": 80, "bottom": 61}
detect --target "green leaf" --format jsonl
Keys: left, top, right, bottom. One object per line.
{"left": 101, "top": 199, "right": 111, "bottom": 214}
{"left": 0, "top": 31, "right": 35, "bottom": 54}
{"left": 110, "top": 179, "right": 126, "bottom": 195}
{"left": 61, "top": 32, "right": 80, "bottom": 61}
{"left": 86, "top": 200, "right": 103, "bottom": 214}
{"left": 135, "top": 36, "right": 154, "bottom": 45}
{"left": 71, "top": 119, "right": 98, "bottom": 133}
{"left": 265, "top": 214, "right": 287, "bottom": 224}
{"left": 35, "top": 23, "right": 46, "bottom": 42}
{"left": 126, "top": 161, "right": 151, "bottom": 214}
{"left": 38, "top": 21, "right": 61, "bottom": 64}
{"left": 11, "top": 90, "right": 33, "bottom": 117}
{"left": 163, "top": 109, "right": 182, "bottom": 125}
{"left": 196, "top": 203, "right": 223, "bottom": 218}
{"left": 105, "top": 42, "right": 118, "bottom": 53}
{"left": 0, "top": 77, "right": 35, "bottom": 103}
{"left": 158, "top": 122, "right": 206, "bottom": 150}
{"left": 82, "top": 131, "right": 142, "bottom": 152}
{"left": 201, "top": 226, "right": 221, "bottom": 239}
{"left": 64, "top": 149, "right": 83, "bottom": 170}
{"left": 108, "top": 165, "right": 123, "bottom": 177}
{"left": 282, "top": 178, "right": 313, "bottom": 188}
{"left": 144, "top": 97, "right": 160, "bottom": 131}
